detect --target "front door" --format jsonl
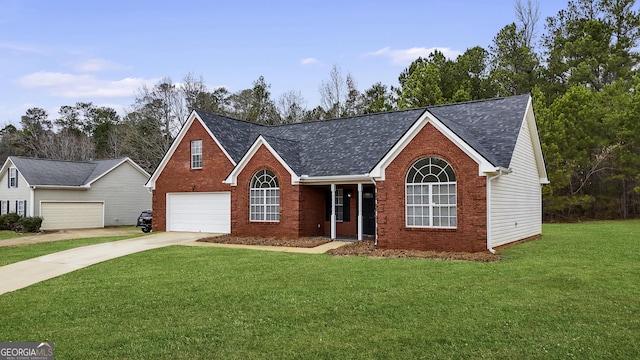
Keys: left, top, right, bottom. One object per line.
{"left": 362, "top": 187, "right": 375, "bottom": 236}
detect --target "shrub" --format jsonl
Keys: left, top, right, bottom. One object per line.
{"left": 16, "top": 217, "right": 43, "bottom": 233}
{"left": 0, "top": 213, "right": 21, "bottom": 231}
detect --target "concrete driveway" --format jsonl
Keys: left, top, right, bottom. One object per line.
{"left": 0, "top": 231, "right": 216, "bottom": 296}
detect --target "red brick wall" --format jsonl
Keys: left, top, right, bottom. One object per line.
{"left": 376, "top": 123, "right": 488, "bottom": 252}
{"left": 299, "top": 186, "right": 326, "bottom": 237}
{"left": 152, "top": 120, "right": 234, "bottom": 231}
{"left": 232, "top": 145, "right": 302, "bottom": 238}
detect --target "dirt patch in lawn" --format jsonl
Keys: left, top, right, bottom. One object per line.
{"left": 328, "top": 241, "right": 501, "bottom": 262}
{"left": 197, "top": 235, "right": 331, "bottom": 248}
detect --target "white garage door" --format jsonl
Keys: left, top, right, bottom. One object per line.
{"left": 40, "top": 202, "right": 104, "bottom": 230}
{"left": 167, "top": 192, "right": 231, "bottom": 233}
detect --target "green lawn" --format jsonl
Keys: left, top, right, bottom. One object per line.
{"left": 0, "top": 230, "right": 26, "bottom": 241}
{"left": 0, "top": 235, "right": 143, "bottom": 266}
{"left": 0, "top": 221, "right": 638, "bottom": 359}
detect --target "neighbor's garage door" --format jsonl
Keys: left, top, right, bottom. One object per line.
{"left": 40, "top": 202, "right": 104, "bottom": 230}
{"left": 166, "top": 192, "right": 231, "bottom": 233}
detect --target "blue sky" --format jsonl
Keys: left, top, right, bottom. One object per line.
{"left": 0, "top": 0, "right": 567, "bottom": 126}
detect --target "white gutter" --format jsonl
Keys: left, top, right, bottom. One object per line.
{"left": 298, "top": 174, "right": 373, "bottom": 184}
{"left": 31, "top": 185, "right": 89, "bottom": 190}
{"left": 486, "top": 168, "right": 511, "bottom": 253}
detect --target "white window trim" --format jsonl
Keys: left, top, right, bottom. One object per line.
{"left": 8, "top": 168, "right": 18, "bottom": 188}
{"left": 17, "top": 200, "right": 26, "bottom": 217}
{"left": 249, "top": 170, "right": 280, "bottom": 223}
{"left": 405, "top": 158, "right": 457, "bottom": 229}
{"left": 191, "top": 140, "right": 202, "bottom": 169}
{"left": 335, "top": 188, "right": 344, "bottom": 222}
{"left": 0, "top": 200, "right": 8, "bottom": 215}
{"left": 405, "top": 182, "right": 457, "bottom": 228}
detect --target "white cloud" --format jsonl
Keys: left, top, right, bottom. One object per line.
{"left": 16, "top": 71, "right": 159, "bottom": 98}
{"left": 365, "top": 46, "right": 463, "bottom": 66}
{"left": 73, "top": 58, "right": 130, "bottom": 73}
{"left": 300, "top": 57, "right": 319, "bottom": 65}
{"left": 0, "top": 41, "right": 49, "bottom": 55}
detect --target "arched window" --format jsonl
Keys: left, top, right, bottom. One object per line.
{"left": 406, "top": 157, "right": 457, "bottom": 228}
{"left": 250, "top": 169, "right": 280, "bottom": 222}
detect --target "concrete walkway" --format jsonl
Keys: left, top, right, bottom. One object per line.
{"left": 185, "top": 240, "right": 349, "bottom": 254}
{"left": 0, "top": 232, "right": 349, "bottom": 296}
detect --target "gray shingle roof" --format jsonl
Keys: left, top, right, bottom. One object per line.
{"left": 428, "top": 94, "right": 530, "bottom": 168}
{"left": 195, "top": 94, "right": 529, "bottom": 177}
{"left": 8, "top": 157, "right": 128, "bottom": 186}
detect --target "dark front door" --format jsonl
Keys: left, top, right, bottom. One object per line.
{"left": 362, "top": 188, "right": 375, "bottom": 236}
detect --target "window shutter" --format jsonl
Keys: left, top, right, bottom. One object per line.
{"left": 6, "top": 170, "right": 9, "bottom": 188}
{"left": 15, "top": 170, "right": 18, "bottom": 188}
{"left": 23, "top": 200, "right": 27, "bottom": 217}
{"left": 343, "top": 191, "right": 350, "bottom": 222}
{"left": 325, "top": 190, "right": 331, "bottom": 221}
{"left": 15, "top": 200, "right": 18, "bottom": 215}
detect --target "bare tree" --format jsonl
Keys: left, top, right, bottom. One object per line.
{"left": 276, "top": 90, "right": 306, "bottom": 124}
{"left": 515, "top": 0, "right": 541, "bottom": 48}
{"left": 319, "top": 64, "right": 346, "bottom": 118}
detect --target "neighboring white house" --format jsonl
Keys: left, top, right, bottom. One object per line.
{"left": 0, "top": 157, "right": 151, "bottom": 230}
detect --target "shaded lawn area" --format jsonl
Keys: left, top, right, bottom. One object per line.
{"left": 0, "top": 221, "right": 639, "bottom": 359}
{"left": 0, "top": 235, "right": 144, "bottom": 267}
{"left": 0, "top": 230, "right": 26, "bottom": 241}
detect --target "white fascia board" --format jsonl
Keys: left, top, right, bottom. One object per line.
{"left": 145, "top": 111, "right": 236, "bottom": 190}
{"left": 370, "top": 111, "right": 495, "bottom": 180}
{"left": 0, "top": 157, "right": 11, "bottom": 176}
{"left": 524, "top": 96, "right": 549, "bottom": 185}
{"left": 224, "top": 136, "right": 300, "bottom": 186}
{"left": 298, "top": 174, "right": 372, "bottom": 184}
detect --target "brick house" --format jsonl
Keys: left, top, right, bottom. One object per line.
{"left": 146, "top": 94, "right": 547, "bottom": 252}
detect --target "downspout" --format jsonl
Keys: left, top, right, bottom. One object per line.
{"left": 370, "top": 177, "right": 377, "bottom": 246}
{"left": 486, "top": 169, "right": 509, "bottom": 253}
{"left": 29, "top": 186, "right": 35, "bottom": 217}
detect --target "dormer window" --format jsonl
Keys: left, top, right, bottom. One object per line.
{"left": 8, "top": 168, "right": 18, "bottom": 188}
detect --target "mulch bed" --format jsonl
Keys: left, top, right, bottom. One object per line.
{"left": 197, "top": 235, "right": 331, "bottom": 248}
{"left": 328, "top": 241, "right": 501, "bottom": 262}
{"left": 197, "top": 236, "right": 501, "bottom": 261}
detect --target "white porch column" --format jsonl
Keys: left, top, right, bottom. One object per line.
{"left": 357, "top": 183, "right": 363, "bottom": 241}
{"left": 330, "top": 183, "right": 336, "bottom": 239}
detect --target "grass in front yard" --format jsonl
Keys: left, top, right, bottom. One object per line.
{"left": 0, "top": 221, "right": 638, "bottom": 359}
{"left": 0, "top": 230, "right": 26, "bottom": 241}
{"left": 0, "top": 235, "right": 143, "bottom": 266}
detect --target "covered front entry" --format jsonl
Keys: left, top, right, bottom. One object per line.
{"left": 166, "top": 192, "right": 231, "bottom": 233}
{"left": 322, "top": 184, "right": 375, "bottom": 240}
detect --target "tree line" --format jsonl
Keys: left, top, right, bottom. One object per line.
{"left": 1, "top": 0, "right": 639, "bottom": 221}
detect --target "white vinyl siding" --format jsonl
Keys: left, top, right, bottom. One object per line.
{"left": 0, "top": 165, "right": 32, "bottom": 216}
{"left": 490, "top": 116, "right": 542, "bottom": 247}
{"left": 33, "top": 162, "right": 151, "bottom": 226}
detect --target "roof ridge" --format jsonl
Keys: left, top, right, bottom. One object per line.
{"left": 270, "top": 107, "right": 429, "bottom": 127}
{"left": 195, "top": 110, "right": 267, "bottom": 128}
{"left": 427, "top": 94, "right": 529, "bottom": 110}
